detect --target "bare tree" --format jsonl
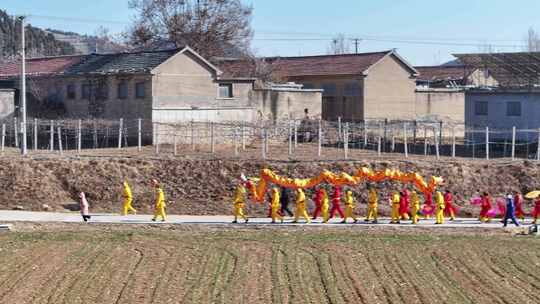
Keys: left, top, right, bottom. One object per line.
{"left": 524, "top": 27, "right": 540, "bottom": 52}
{"left": 127, "top": 0, "right": 253, "bottom": 58}
{"left": 327, "top": 34, "right": 351, "bottom": 55}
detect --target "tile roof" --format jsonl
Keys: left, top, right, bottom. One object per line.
{"left": 0, "top": 49, "right": 181, "bottom": 79}
{"left": 0, "top": 55, "right": 85, "bottom": 79}
{"left": 215, "top": 59, "right": 257, "bottom": 79}
{"left": 268, "top": 51, "right": 392, "bottom": 77}
{"left": 415, "top": 65, "right": 468, "bottom": 81}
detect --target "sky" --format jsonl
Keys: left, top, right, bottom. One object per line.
{"left": 3, "top": 0, "right": 540, "bottom": 65}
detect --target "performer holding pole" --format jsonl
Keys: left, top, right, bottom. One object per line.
{"left": 365, "top": 187, "right": 378, "bottom": 223}
{"left": 342, "top": 190, "right": 359, "bottom": 223}
{"left": 321, "top": 188, "right": 330, "bottom": 223}
{"left": 232, "top": 179, "right": 249, "bottom": 224}
{"left": 122, "top": 181, "right": 137, "bottom": 216}
{"left": 443, "top": 190, "right": 456, "bottom": 221}
{"left": 399, "top": 189, "right": 410, "bottom": 220}
{"left": 312, "top": 187, "right": 324, "bottom": 220}
{"left": 280, "top": 188, "right": 294, "bottom": 217}
{"left": 270, "top": 187, "right": 283, "bottom": 224}
{"left": 435, "top": 191, "right": 445, "bottom": 224}
{"left": 151, "top": 179, "right": 166, "bottom": 222}
{"left": 391, "top": 191, "right": 401, "bottom": 224}
{"left": 293, "top": 188, "right": 311, "bottom": 224}
{"left": 330, "top": 185, "right": 345, "bottom": 219}
{"left": 410, "top": 190, "right": 421, "bottom": 224}
{"left": 479, "top": 192, "right": 492, "bottom": 223}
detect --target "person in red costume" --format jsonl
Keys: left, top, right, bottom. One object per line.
{"left": 329, "top": 185, "right": 345, "bottom": 219}
{"left": 532, "top": 197, "right": 540, "bottom": 224}
{"left": 399, "top": 189, "right": 410, "bottom": 220}
{"left": 479, "top": 192, "right": 492, "bottom": 222}
{"left": 443, "top": 190, "right": 457, "bottom": 221}
{"left": 513, "top": 191, "right": 525, "bottom": 220}
{"left": 422, "top": 192, "right": 434, "bottom": 219}
{"left": 312, "top": 187, "right": 324, "bottom": 220}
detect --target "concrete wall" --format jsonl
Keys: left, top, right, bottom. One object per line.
{"left": 465, "top": 91, "right": 540, "bottom": 141}
{"left": 287, "top": 75, "right": 364, "bottom": 121}
{"left": 415, "top": 89, "right": 465, "bottom": 123}
{"left": 363, "top": 54, "right": 416, "bottom": 120}
{"left": 0, "top": 89, "right": 15, "bottom": 120}
{"left": 250, "top": 89, "right": 323, "bottom": 122}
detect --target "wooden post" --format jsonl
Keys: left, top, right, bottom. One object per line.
{"left": 92, "top": 120, "right": 97, "bottom": 149}
{"left": 262, "top": 128, "right": 266, "bottom": 159}
{"left": 485, "top": 126, "right": 489, "bottom": 160}
{"left": 344, "top": 123, "right": 349, "bottom": 159}
{"left": 423, "top": 126, "right": 428, "bottom": 156}
{"left": 434, "top": 127, "right": 440, "bottom": 160}
{"left": 452, "top": 126, "right": 456, "bottom": 158}
{"left": 173, "top": 134, "right": 178, "bottom": 156}
{"left": 14, "top": 117, "right": 18, "bottom": 148}
{"left": 511, "top": 126, "right": 516, "bottom": 160}
{"left": 49, "top": 120, "right": 54, "bottom": 151}
{"left": 118, "top": 118, "right": 123, "bottom": 149}
{"left": 537, "top": 128, "right": 540, "bottom": 161}
{"left": 137, "top": 118, "right": 142, "bottom": 152}
{"left": 77, "top": 119, "right": 82, "bottom": 154}
{"left": 294, "top": 122, "right": 298, "bottom": 148}
{"left": 241, "top": 123, "right": 246, "bottom": 150}
{"left": 210, "top": 122, "right": 215, "bottom": 154}
{"left": 1, "top": 124, "right": 5, "bottom": 153}
{"left": 234, "top": 128, "right": 239, "bottom": 157}
{"left": 288, "top": 121, "right": 292, "bottom": 155}
{"left": 33, "top": 118, "right": 38, "bottom": 151}
{"left": 403, "top": 123, "right": 408, "bottom": 158}
{"left": 57, "top": 126, "right": 63, "bottom": 155}
{"left": 191, "top": 120, "right": 195, "bottom": 151}
{"left": 154, "top": 123, "right": 159, "bottom": 155}
{"left": 318, "top": 119, "right": 322, "bottom": 157}
{"left": 338, "top": 117, "right": 342, "bottom": 144}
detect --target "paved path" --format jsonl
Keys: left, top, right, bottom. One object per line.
{"left": 0, "top": 210, "right": 533, "bottom": 229}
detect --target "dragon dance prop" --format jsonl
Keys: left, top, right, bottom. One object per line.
{"left": 246, "top": 168, "right": 444, "bottom": 202}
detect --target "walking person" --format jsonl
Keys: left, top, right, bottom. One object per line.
{"left": 232, "top": 181, "right": 249, "bottom": 224}
{"left": 270, "top": 188, "right": 283, "bottom": 224}
{"left": 391, "top": 191, "right": 401, "bottom": 224}
{"left": 79, "top": 192, "right": 91, "bottom": 222}
{"left": 443, "top": 190, "right": 456, "bottom": 221}
{"left": 321, "top": 188, "right": 330, "bottom": 223}
{"left": 479, "top": 192, "right": 493, "bottom": 223}
{"left": 329, "top": 185, "right": 345, "bottom": 219}
{"left": 293, "top": 188, "right": 311, "bottom": 224}
{"left": 399, "top": 189, "right": 410, "bottom": 220}
{"left": 410, "top": 190, "right": 421, "bottom": 224}
{"left": 280, "top": 188, "right": 294, "bottom": 217}
{"left": 365, "top": 187, "right": 378, "bottom": 223}
{"left": 341, "top": 190, "right": 359, "bottom": 223}
{"left": 513, "top": 191, "right": 525, "bottom": 220}
{"left": 312, "top": 187, "right": 324, "bottom": 220}
{"left": 503, "top": 194, "right": 520, "bottom": 227}
{"left": 151, "top": 179, "right": 167, "bottom": 222}
{"left": 122, "top": 181, "right": 137, "bottom": 216}
{"left": 435, "top": 191, "right": 445, "bottom": 225}
{"left": 533, "top": 196, "right": 540, "bottom": 224}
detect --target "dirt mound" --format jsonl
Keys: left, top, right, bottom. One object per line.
{"left": 1, "top": 157, "right": 540, "bottom": 216}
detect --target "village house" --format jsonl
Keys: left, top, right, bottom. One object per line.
{"left": 0, "top": 47, "right": 322, "bottom": 128}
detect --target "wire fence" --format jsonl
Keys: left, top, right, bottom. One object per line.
{"left": 0, "top": 117, "right": 539, "bottom": 161}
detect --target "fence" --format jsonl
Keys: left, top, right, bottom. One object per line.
{"left": 0, "top": 117, "right": 539, "bottom": 161}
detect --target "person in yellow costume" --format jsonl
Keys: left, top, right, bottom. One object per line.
{"left": 270, "top": 188, "right": 283, "bottom": 224}
{"left": 342, "top": 190, "right": 359, "bottom": 223}
{"left": 151, "top": 179, "right": 166, "bottom": 222}
{"left": 293, "top": 188, "right": 311, "bottom": 224}
{"left": 365, "top": 187, "right": 378, "bottom": 223}
{"left": 410, "top": 191, "right": 421, "bottom": 224}
{"left": 232, "top": 183, "right": 249, "bottom": 224}
{"left": 122, "top": 181, "right": 137, "bottom": 216}
{"left": 391, "top": 191, "right": 401, "bottom": 224}
{"left": 321, "top": 188, "right": 330, "bottom": 223}
{"left": 435, "top": 191, "right": 445, "bottom": 224}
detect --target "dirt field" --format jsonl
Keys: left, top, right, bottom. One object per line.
{"left": 0, "top": 224, "right": 539, "bottom": 304}
{"left": 1, "top": 144, "right": 540, "bottom": 217}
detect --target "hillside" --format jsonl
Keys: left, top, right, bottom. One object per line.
{"left": 0, "top": 10, "right": 76, "bottom": 60}
{"left": 46, "top": 28, "right": 127, "bottom": 54}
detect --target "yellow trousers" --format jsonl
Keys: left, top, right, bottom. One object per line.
{"left": 271, "top": 205, "right": 283, "bottom": 223}
{"left": 153, "top": 206, "right": 166, "bottom": 221}
{"left": 322, "top": 205, "right": 329, "bottom": 223}
{"left": 391, "top": 204, "right": 400, "bottom": 223}
{"left": 435, "top": 207, "right": 444, "bottom": 224}
{"left": 234, "top": 205, "right": 247, "bottom": 222}
{"left": 343, "top": 205, "right": 358, "bottom": 223}
{"left": 410, "top": 206, "right": 420, "bottom": 224}
{"left": 366, "top": 204, "right": 378, "bottom": 221}
{"left": 122, "top": 198, "right": 137, "bottom": 215}
{"left": 294, "top": 207, "right": 311, "bottom": 223}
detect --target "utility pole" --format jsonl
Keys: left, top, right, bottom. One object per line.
{"left": 353, "top": 38, "right": 361, "bottom": 54}
{"left": 19, "top": 15, "right": 27, "bottom": 156}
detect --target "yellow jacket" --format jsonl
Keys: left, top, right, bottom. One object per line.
{"left": 155, "top": 188, "right": 165, "bottom": 208}
{"left": 410, "top": 192, "right": 420, "bottom": 209}
{"left": 234, "top": 185, "right": 246, "bottom": 205}
{"left": 392, "top": 193, "right": 401, "bottom": 205}
{"left": 296, "top": 189, "right": 306, "bottom": 208}
{"left": 271, "top": 189, "right": 280, "bottom": 208}
{"left": 123, "top": 182, "right": 133, "bottom": 200}
{"left": 435, "top": 191, "right": 445, "bottom": 209}
{"left": 345, "top": 192, "right": 355, "bottom": 207}
{"left": 321, "top": 190, "right": 329, "bottom": 208}
{"left": 368, "top": 189, "right": 378, "bottom": 205}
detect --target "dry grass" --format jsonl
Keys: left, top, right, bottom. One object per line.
{"left": 0, "top": 225, "right": 539, "bottom": 304}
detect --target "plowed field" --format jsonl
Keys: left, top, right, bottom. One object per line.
{"left": 0, "top": 226, "right": 539, "bottom": 304}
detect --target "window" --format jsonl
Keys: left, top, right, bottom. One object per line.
{"left": 67, "top": 83, "right": 76, "bottom": 99}
{"left": 321, "top": 83, "right": 337, "bottom": 96}
{"left": 506, "top": 101, "right": 521, "bottom": 116}
{"left": 344, "top": 82, "right": 360, "bottom": 96}
{"left": 218, "top": 83, "right": 233, "bottom": 98}
{"left": 117, "top": 81, "right": 128, "bottom": 99}
{"left": 474, "top": 101, "right": 488, "bottom": 116}
{"left": 135, "top": 82, "right": 146, "bottom": 99}
{"left": 81, "top": 84, "right": 91, "bottom": 100}
{"left": 95, "top": 83, "right": 108, "bottom": 100}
